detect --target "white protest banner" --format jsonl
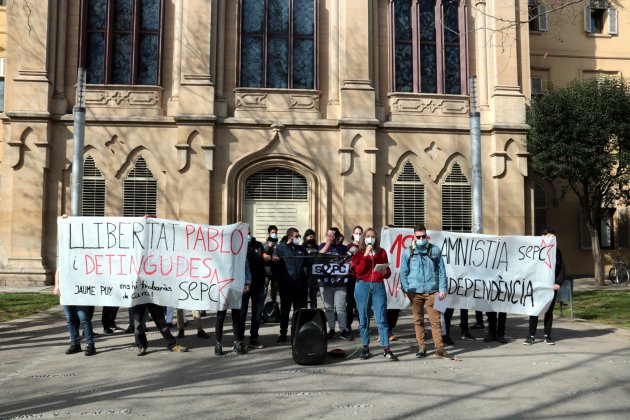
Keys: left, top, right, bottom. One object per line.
{"left": 380, "top": 228, "right": 556, "bottom": 316}
{"left": 57, "top": 217, "right": 248, "bottom": 311}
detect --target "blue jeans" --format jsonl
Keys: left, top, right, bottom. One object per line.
{"left": 239, "top": 284, "right": 266, "bottom": 340}
{"left": 63, "top": 305, "right": 95, "bottom": 346}
{"left": 354, "top": 280, "right": 389, "bottom": 348}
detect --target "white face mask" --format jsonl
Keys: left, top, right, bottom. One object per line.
{"left": 416, "top": 239, "right": 428, "bottom": 247}
{"left": 364, "top": 237, "right": 375, "bottom": 246}
{"left": 353, "top": 234, "right": 361, "bottom": 242}
{"left": 293, "top": 237, "right": 303, "bottom": 246}
{"left": 270, "top": 233, "right": 277, "bottom": 239}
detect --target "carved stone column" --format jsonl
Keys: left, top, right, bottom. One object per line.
{"left": 177, "top": 0, "right": 216, "bottom": 116}
{"left": 0, "top": 2, "right": 54, "bottom": 285}
{"left": 339, "top": 0, "right": 377, "bottom": 121}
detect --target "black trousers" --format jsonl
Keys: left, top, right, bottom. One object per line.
{"left": 132, "top": 303, "right": 176, "bottom": 349}
{"left": 101, "top": 306, "right": 119, "bottom": 329}
{"left": 215, "top": 309, "right": 241, "bottom": 344}
{"left": 486, "top": 312, "right": 507, "bottom": 337}
{"left": 475, "top": 311, "right": 484, "bottom": 325}
{"left": 443, "top": 308, "right": 470, "bottom": 336}
{"left": 279, "top": 286, "right": 307, "bottom": 337}
{"left": 529, "top": 290, "right": 557, "bottom": 337}
{"left": 387, "top": 309, "right": 401, "bottom": 335}
{"left": 346, "top": 278, "right": 356, "bottom": 329}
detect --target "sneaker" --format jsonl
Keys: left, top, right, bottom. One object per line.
{"left": 483, "top": 334, "right": 496, "bottom": 342}
{"left": 442, "top": 335, "right": 454, "bottom": 346}
{"left": 327, "top": 329, "right": 336, "bottom": 339}
{"left": 339, "top": 330, "right": 353, "bottom": 341}
{"left": 124, "top": 325, "right": 134, "bottom": 334}
{"left": 277, "top": 334, "right": 288, "bottom": 345}
{"left": 416, "top": 348, "right": 427, "bottom": 359}
{"left": 470, "top": 323, "right": 485, "bottom": 330}
{"left": 461, "top": 332, "right": 476, "bottom": 341}
{"left": 65, "top": 344, "right": 82, "bottom": 354}
{"left": 137, "top": 347, "right": 148, "bottom": 356}
{"left": 234, "top": 341, "right": 247, "bottom": 355}
{"left": 249, "top": 339, "right": 264, "bottom": 349}
{"left": 112, "top": 324, "right": 124, "bottom": 331}
{"left": 523, "top": 336, "right": 535, "bottom": 346}
{"left": 496, "top": 334, "right": 508, "bottom": 344}
{"left": 103, "top": 328, "right": 114, "bottom": 335}
{"left": 170, "top": 344, "right": 188, "bottom": 353}
{"left": 360, "top": 347, "right": 371, "bottom": 360}
{"left": 383, "top": 349, "right": 399, "bottom": 361}
{"left": 197, "top": 329, "right": 210, "bottom": 339}
{"left": 84, "top": 345, "right": 96, "bottom": 356}
{"left": 544, "top": 335, "right": 556, "bottom": 345}
{"left": 435, "top": 348, "right": 454, "bottom": 359}
{"left": 215, "top": 342, "right": 223, "bottom": 356}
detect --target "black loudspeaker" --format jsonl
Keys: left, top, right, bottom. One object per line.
{"left": 291, "top": 308, "right": 327, "bottom": 365}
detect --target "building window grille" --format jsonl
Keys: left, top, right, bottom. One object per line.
{"left": 393, "top": 161, "right": 425, "bottom": 228}
{"left": 441, "top": 161, "right": 472, "bottom": 232}
{"left": 123, "top": 155, "right": 157, "bottom": 217}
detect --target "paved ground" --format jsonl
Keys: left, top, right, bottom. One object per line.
{"left": 1, "top": 279, "right": 629, "bottom": 419}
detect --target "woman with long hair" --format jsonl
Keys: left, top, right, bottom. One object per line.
{"left": 351, "top": 228, "right": 398, "bottom": 361}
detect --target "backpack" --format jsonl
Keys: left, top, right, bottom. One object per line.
{"left": 262, "top": 301, "right": 280, "bottom": 323}
{"left": 406, "top": 243, "right": 439, "bottom": 271}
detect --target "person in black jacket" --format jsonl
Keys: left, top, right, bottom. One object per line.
{"left": 238, "top": 230, "right": 267, "bottom": 348}
{"left": 273, "top": 227, "right": 308, "bottom": 344}
{"left": 524, "top": 227, "right": 566, "bottom": 346}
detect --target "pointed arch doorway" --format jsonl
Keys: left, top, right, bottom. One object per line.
{"left": 243, "top": 168, "right": 310, "bottom": 240}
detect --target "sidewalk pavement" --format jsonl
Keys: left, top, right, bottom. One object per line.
{"left": 1, "top": 285, "right": 629, "bottom": 419}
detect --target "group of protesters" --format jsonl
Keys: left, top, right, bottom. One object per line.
{"left": 56, "top": 220, "right": 565, "bottom": 361}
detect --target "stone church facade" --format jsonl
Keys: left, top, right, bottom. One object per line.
{"left": 0, "top": 1, "right": 532, "bottom": 285}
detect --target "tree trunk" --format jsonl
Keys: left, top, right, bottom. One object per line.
{"left": 590, "top": 230, "right": 605, "bottom": 286}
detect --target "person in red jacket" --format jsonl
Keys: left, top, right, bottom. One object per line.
{"left": 352, "top": 227, "right": 398, "bottom": 361}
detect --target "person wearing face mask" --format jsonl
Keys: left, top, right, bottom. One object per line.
{"left": 303, "top": 228, "right": 320, "bottom": 308}
{"left": 264, "top": 225, "right": 280, "bottom": 304}
{"left": 400, "top": 225, "right": 451, "bottom": 359}
{"left": 273, "top": 227, "right": 308, "bottom": 344}
{"left": 237, "top": 230, "right": 267, "bottom": 349}
{"left": 318, "top": 227, "right": 350, "bottom": 340}
{"left": 524, "top": 227, "right": 566, "bottom": 346}
{"left": 344, "top": 225, "right": 363, "bottom": 334}
{"left": 352, "top": 228, "right": 398, "bottom": 361}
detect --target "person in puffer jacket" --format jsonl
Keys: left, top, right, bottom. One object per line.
{"left": 400, "top": 225, "right": 450, "bottom": 359}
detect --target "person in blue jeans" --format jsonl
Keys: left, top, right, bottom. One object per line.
{"left": 351, "top": 228, "right": 398, "bottom": 361}
{"left": 54, "top": 268, "right": 96, "bottom": 356}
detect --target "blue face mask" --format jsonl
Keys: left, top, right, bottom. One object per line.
{"left": 247, "top": 235, "right": 252, "bottom": 243}
{"left": 416, "top": 239, "right": 428, "bottom": 248}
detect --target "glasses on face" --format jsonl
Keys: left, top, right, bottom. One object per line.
{"left": 415, "top": 234, "right": 427, "bottom": 239}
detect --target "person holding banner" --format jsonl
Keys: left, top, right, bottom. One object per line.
{"left": 484, "top": 312, "right": 508, "bottom": 343}
{"left": 352, "top": 228, "right": 398, "bottom": 361}
{"left": 54, "top": 268, "right": 97, "bottom": 356}
{"left": 318, "top": 227, "right": 350, "bottom": 340}
{"left": 399, "top": 225, "right": 450, "bottom": 359}
{"left": 524, "top": 228, "right": 566, "bottom": 346}
{"left": 273, "top": 227, "right": 309, "bottom": 344}
{"left": 132, "top": 302, "right": 188, "bottom": 356}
